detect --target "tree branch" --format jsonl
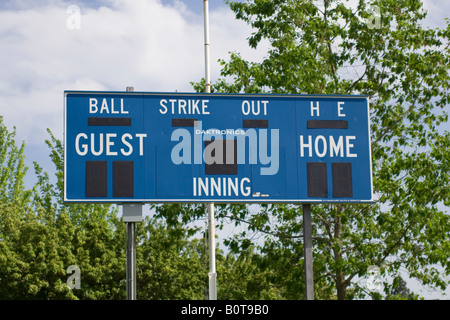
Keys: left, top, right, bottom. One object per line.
{"left": 222, "top": 214, "right": 303, "bottom": 239}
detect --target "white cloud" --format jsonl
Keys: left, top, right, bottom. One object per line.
{"left": 0, "top": 0, "right": 449, "bottom": 300}
{"left": 0, "top": 0, "right": 447, "bottom": 165}
{"left": 422, "top": 0, "right": 450, "bottom": 29}
{"left": 0, "top": 0, "right": 259, "bottom": 147}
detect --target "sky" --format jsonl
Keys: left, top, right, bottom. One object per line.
{"left": 0, "top": 0, "right": 449, "bottom": 299}
{"left": 0, "top": 0, "right": 264, "bottom": 165}
{"left": 0, "top": 0, "right": 448, "bottom": 170}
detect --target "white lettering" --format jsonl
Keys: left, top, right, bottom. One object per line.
{"left": 106, "top": 133, "right": 117, "bottom": 156}
{"left": 338, "top": 101, "right": 345, "bottom": 117}
{"left": 315, "top": 135, "right": 327, "bottom": 157}
{"left": 330, "top": 136, "right": 344, "bottom": 157}
{"left": 346, "top": 136, "right": 357, "bottom": 157}
{"left": 198, "top": 177, "right": 208, "bottom": 196}
{"left": 74, "top": 133, "right": 147, "bottom": 156}
{"left": 240, "top": 177, "right": 251, "bottom": 196}
{"left": 211, "top": 178, "right": 220, "bottom": 196}
{"left": 202, "top": 100, "right": 210, "bottom": 115}
{"left": 159, "top": 99, "right": 210, "bottom": 115}
{"left": 242, "top": 100, "right": 250, "bottom": 115}
{"left": 299, "top": 135, "right": 358, "bottom": 158}
{"left": 121, "top": 133, "right": 133, "bottom": 156}
{"left": 193, "top": 176, "right": 197, "bottom": 196}
{"left": 178, "top": 99, "right": 187, "bottom": 114}
{"left": 242, "top": 100, "right": 269, "bottom": 115}
{"left": 136, "top": 133, "right": 147, "bottom": 156}
{"left": 252, "top": 101, "right": 260, "bottom": 115}
{"left": 181, "top": 304, "right": 215, "bottom": 317}
{"left": 120, "top": 99, "right": 129, "bottom": 114}
{"left": 311, "top": 101, "right": 320, "bottom": 116}
{"left": 300, "top": 135, "right": 313, "bottom": 157}
{"left": 192, "top": 100, "right": 200, "bottom": 114}
{"left": 228, "top": 177, "right": 238, "bottom": 196}
{"left": 169, "top": 99, "right": 177, "bottom": 114}
{"left": 75, "top": 133, "right": 88, "bottom": 156}
{"left": 100, "top": 99, "right": 109, "bottom": 114}
{"left": 89, "top": 98, "right": 98, "bottom": 114}
{"left": 110, "top": 99, "right": 118, "bottom": 114}
{"left": 159, "top": 99, "right": 168, "bottom": 114}
{"left": 262, "top": 100, "right": 269, "bottom": 115}
{"left": 193, "top": 177, "right": 251, "bottom": 197}
{"left": 89, "top": 98, "right": 129, "bottom": 114}
{"left": 91, "top": 133, "right": 103, "bottom": 156}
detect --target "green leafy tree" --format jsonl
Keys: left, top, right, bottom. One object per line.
{"left": 137, "top": 213, "right": 206, "bottom": 299}
{"left": 0, "top": 116, "right": 32, "bottom": 207}
{"left": 0, "top": 119, "right": 72, "bottom": 299}
{"left": 385, "top": 276, "right": 419, "bottom": 300}
{"left": 1, "top": 118, "right": 282, "bottom": 299}
{"left": 1, "top": 126, "right": 222, "bottom": 299}
{"left": 0, "top": 126, "right": 124, "bottom": 299}
{"left": 192, "top": 0, "right": 450, "bottom": 299}
{"left": 33, "top": 130, "right": 131, "bottom": 299}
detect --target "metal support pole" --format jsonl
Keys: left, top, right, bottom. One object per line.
{"left": 123, "top": 203, "right": 142, "bottom": 300}
{"left": 203, "top": 0, "right": 211, "bottom": 94}
{"left": 123, "top": 86, "right": 141, "bottom": 301}
{"left": 123, "top": 202, "right": 142, "bottom": 300}
{"left": 303, "top": 204, "right": 314, "bottom": 300}
{"left": 208, "top": 203, "right": 217, "bottom": 300}
{"left": 122, "top": 87, "right": 136, "bottom": 300}
{"left": 203, "top": 0, "right": 217, "bottom": 300}
{"left": 126, "top": 221, "right": 137, "bottom": 300}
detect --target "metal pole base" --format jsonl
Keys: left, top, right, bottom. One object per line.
{"left": 303, "top": 204, "right": 314, "bottom": 300}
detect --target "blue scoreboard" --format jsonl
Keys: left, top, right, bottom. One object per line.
{"left": 64, "top": 91, "right": 373, "bottom": 203}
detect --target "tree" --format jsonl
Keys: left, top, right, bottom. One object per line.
{"left": 0, "top": 116, "right": 32, "bottom": 207}
{"left": 137, "top": 207, "right": 207, "bottom": 300}
{"left": 385, "top": 276, "right": 419, "bottom": 300}
{"left": 2, "top": 116, "right": 294, "bottom": 299}
{"left": 0, "top": 126, "right": 124, "bottom": 299}
{"left": 192, "top": 0, "right": 450, "bottom": 299}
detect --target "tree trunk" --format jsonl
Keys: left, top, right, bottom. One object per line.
{"left": 336, "top": 270, "right": 347, "bottom": 300}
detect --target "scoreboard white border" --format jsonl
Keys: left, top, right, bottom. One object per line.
{"left": 63, "top": 91, "right": 374, "bottom": 203}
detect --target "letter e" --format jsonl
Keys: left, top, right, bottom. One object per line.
{"left": 338, "top": 102, "right": 346, "bottom": 117}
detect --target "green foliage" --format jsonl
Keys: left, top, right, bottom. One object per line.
{"left": 0, "top": 116, "right": 32, "bottom": 207}
{"left": 0, "top": 121, "right": 287, "bottom": 299}
{"left": 137, "top": 213, "right": 206, "bottom": 300}
{"left": 385, "top": 276, "right": 420, "bottom": 300}
{"left": 191, "top": 0, "right": 450, "bottom": 299}
{"left": 1, "top": 0, "right": 449, "bottom": 300}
